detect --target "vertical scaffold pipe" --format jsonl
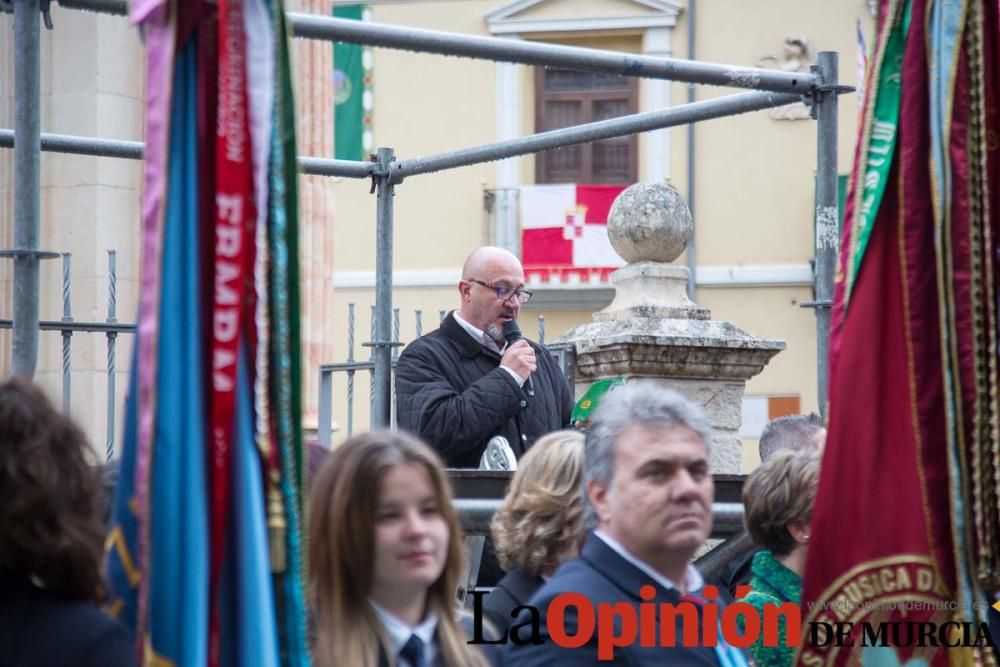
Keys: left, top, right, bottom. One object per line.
{"left": 813, "top": 52, "right": 839, "bottom": 418}
{"left": 11, "top": 0, "right": 42, "bottom": 378}
{"left": 371, "top": 147, "right": 396, "bottom": 429}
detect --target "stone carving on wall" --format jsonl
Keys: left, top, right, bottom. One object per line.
{"left": 757, "top": 35, "right": 815, "bottom": 121}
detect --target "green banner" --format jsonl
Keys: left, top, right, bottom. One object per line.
{"left": 571, "top": 377, "right": 627, "bottom": 426}
{"left": 847, "top": 0, "right": 911, "bottom": 301}
{"left": 333, "top": 5, "right": 367, "bottom": 161}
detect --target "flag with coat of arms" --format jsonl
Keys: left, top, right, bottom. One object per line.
{"left": 519, "top": 183, "right": 628, "bottom": 280}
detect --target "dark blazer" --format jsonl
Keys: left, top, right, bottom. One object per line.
{"left": 708, "top": 534, "right": 758, "bottom": 597}
{"left": 480, "top": 567, "right": 545, "bottom": 635}
{"left": 374, "top": 614, "right": 501, "bottom": 667}
{"left": 395, "top": 312, "right": 573, "bottom": 469}
{"left": 501, "top": 533, "right": 731, "bottom": 666}
{"left": 0, "top": 574, "right": 135, "bottom": 667}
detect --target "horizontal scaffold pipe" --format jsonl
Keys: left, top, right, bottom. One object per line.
{"left": 55, "top": 0, "right": 815, "bottom": 94}
{"left": 391, "top": 89, "right": 802, "bottom": 181}
{"left": 0, "top": 129, "right": 142, "bottom": 159}
{"left": 456, "top": 499, "right": 744, "bottom": 537}
{"left": 0, "top": 129, "right": 376, "bottom": 179}
{"left": 288, "top": 14, "right": 816, "bottom": 95}
{"left": 56, "top": 0, "right": 126, "bottom": 13}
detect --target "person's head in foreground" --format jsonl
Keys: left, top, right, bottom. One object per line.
{"left": 585, "top": 381, "right": 715, "bottom": 589}
{"left": 308, "top": 431, "right": 489, "bottom": 667}
{"left": 742, "top": 449, "right": 822, "bottom": 579}
{"left": 0, "top": 378, "right": 107, "bottom": 603}
{"left": 491, "top": 429, "right": 586, "bottom": 578}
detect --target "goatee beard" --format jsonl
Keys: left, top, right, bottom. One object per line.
{"left": 485, "top": 323, "right": 505, "bottom": 346}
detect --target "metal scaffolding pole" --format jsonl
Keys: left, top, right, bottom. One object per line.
{"left": 813, "top": 52, "right": 840, "bottom": 417}
{"left": 56, "top": 0, "right": 126, "bottom": 13}
{"left": 11, "top": 0, "right": 42, "bottom": 378}
{"left": 55, "top": 0, "right": 816, "bottom": 93}
{"left": 297, "top": 155, "right": 374, "bottom": 178}
{"left": 1, "top": 86, "right": 813, "bottom": 185}
{"left": 390, "top": 90, "right": 801, "bottom": 182}
{"left": 0, "top": 129, "right": 375, "bottom": 178}
{"left": 0, "top": 129, "right": 142, "bottom": 159}
{"left": 370, "top": 148, "right": 396, "bottom": 430}
{"left": 289, "top": 14, "right": 816, "bottom": 94}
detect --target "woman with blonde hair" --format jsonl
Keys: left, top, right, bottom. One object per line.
{"left": 482, "top": 429, "right": 585, "bottom": 633}
{"left": 308, "top": 431, "right": 492, "bottom": 667}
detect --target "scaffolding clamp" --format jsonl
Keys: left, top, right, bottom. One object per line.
{"left": 0, "top": 0, "right": 54, "bottom": 29}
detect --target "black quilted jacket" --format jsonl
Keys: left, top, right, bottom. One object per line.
{"left": 395, "top": 312, "right": 574, "bottom": 468}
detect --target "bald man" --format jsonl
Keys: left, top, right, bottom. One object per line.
{"left": 395, "top": 246, "right": 574, "bottom": 468}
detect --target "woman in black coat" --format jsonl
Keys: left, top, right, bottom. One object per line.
{"left": 482, "top": 430, "right": 586, "bottom": 635}
{"left": 0, "top": 379, "right": 134, "bottom": 667}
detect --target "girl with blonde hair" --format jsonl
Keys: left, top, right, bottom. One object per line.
{"left": 308, "top": 431, "right": 491, "bottom": 667}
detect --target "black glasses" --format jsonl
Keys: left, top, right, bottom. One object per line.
{"left": 468, "top": 279, "right": 534, "bottom": 304}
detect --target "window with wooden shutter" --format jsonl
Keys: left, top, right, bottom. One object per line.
{"left": 535, "top": 67, "right": 638, "bottom": 184}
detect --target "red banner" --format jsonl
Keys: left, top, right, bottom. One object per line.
{"left": 209, "top": 0, "right": 256, "bottom": 664}
{"left": 800, "top": 0, "right": 1000, "bottom": 664}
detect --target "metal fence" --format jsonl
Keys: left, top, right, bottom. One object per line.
{"left": 315, "top": 305, "right": 576, "bottom": 445}
{"left": 0, "top": 249, "right": 134, "bottom": 460}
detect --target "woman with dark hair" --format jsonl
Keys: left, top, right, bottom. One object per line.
{"left": 0, "top": 378, "right": 134, "bottom": 666}
{"left": 308, "top": 431, "right": 493, "bottom": 667}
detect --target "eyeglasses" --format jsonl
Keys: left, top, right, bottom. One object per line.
{"left": 467, "top": 279, "right": 534, "bottom": 304}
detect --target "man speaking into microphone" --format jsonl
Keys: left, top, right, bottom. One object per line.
{"left": 396, "top": 246, "right": 574, "bottom": 469}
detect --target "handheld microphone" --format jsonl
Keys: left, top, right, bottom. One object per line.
{"left": 502, "top": 319, "right": 535, "bottom": 398}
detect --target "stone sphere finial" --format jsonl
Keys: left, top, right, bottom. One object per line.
{"left": 607, "top": 182, "right": 693, "bottom": 264}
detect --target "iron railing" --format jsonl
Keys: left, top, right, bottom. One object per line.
{"left": 0, "top": 249, "right": 133, "bottom": 460}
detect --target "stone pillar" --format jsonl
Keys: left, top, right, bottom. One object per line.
{"left": 556, "top": 183, "right": 784, "bottom": 472}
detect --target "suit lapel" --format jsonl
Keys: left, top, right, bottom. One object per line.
{"left": 580, "top": 533, "right": 723, "bottom": 667}
{"left": 579, "top": 533, "right": 680, "bottom": 605}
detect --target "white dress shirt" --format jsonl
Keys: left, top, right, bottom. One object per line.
{"left": 368, "top": 600, "right": 439, "bottom": 667}
{"left": 591, "top": 531, "right": 749, "bottom": 667}
{"left": 592, "top": 529, "right": 705, "bottom": 595}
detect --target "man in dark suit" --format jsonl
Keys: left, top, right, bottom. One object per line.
{"left": 502, "top": 382, "right": 748, "bottom": 666}
{"left": 395, "top": 246, "right": 573, "bottom": 469}
{"left": 395, "top": 247, "right": 574, "bottom": 587}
